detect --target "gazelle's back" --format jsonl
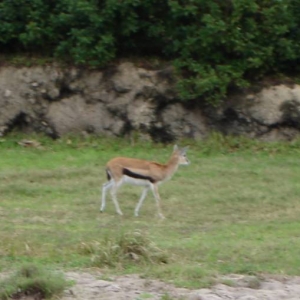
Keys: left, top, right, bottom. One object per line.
{"left": 107, "top": 157, "right": 153, "bottom": 170}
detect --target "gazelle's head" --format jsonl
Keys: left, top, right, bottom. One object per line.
{"left": 173, "top": 145, "right": 190, "bottom": 165}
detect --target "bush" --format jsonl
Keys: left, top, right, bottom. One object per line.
{"left": 0, "top": 0, "right": 300, "bottom": 104}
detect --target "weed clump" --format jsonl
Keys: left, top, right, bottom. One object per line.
{"left": 0, "top": 264, "right": 69, "bottom": 299}
{"left": 79, "top": 230, "right": 169, "bottom": 268}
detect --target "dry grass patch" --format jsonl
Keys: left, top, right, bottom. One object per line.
{"left": 79, "top": 230, "right": 169, "bottom": 268}
{"left": 0, "top": 264, "right": 69, "bottom": 300}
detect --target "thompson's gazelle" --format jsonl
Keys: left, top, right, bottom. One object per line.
{"left": 100, "top": 145, "right": 190, "bottom": 218}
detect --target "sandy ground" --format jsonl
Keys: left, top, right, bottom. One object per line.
{"left": 61, "top": 272, "right": 300, "bottom": 300}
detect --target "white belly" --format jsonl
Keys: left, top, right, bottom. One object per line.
{"left": 123, "top": 176, "right": 151, "bottom": 186}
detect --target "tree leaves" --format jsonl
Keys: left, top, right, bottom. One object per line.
{"left": 0, "top": 0, "right": 299, "bottom": 103}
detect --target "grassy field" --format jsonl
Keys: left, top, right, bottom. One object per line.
{"left": 1, "top": 133, "right": 300, "bottom": 288}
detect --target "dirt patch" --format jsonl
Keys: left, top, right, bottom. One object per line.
{"left": 2, "top": 271, "right": 300, "bottom": 299}
{"left": 62, "top": 271, "right": 300, "bottom": 300}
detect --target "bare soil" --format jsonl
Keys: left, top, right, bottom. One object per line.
{"left": 4, "top": 271, "right": 300, "bottom": 300}
{"left": 60, "top": 271, "right": 300, "bottom": 300}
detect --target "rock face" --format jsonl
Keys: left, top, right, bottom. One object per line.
{"left": 208, "top": 84, "right": 300, "bottom": 141}
{"left": 0, "top": 62, "right": 300, "bottom": 141}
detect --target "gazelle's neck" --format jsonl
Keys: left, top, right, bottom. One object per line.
{"left": 164, "top": 153, "right": 180, "bottom": 180}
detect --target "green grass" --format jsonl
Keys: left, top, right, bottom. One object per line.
{"left": 1, "top": 133, "right": 300, "bottom": 288}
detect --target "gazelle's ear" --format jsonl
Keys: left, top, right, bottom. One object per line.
{"left": 179, "top": 146, "right": 189, "bottom": 155}
{"left": 173, "top": 144, "right": 178, "bottom": 152}
{"left": 182, "top": 146, "right": 189, "bottom": 153}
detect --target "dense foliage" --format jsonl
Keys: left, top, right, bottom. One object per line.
{"left": 1, "top": 0, "right": 300, "bottom": 103}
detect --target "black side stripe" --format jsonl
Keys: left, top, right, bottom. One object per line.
{"left": 106, "top": 169, "right": 111, "bottom": 181}
{"left": 123, "top": 168, "right": 156, "bottom": 183}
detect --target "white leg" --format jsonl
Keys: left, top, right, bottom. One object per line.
{"left": 150, "top": 183, "right": 165, "bottom": 219}
{"left": 134, "top": 187, "right": 150, "bottom": 217}
{"left": 101, "top": 180, "right": 113, "bottom": 212}
{"left": 110, "top": 181, "right": 123, "bottom": 216}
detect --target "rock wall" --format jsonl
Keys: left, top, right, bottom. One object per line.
{"left": 1, "top": 62, "right": 300, "bottom": 141}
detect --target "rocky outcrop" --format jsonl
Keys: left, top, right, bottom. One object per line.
{"left": 1, "top": 62, "right": 300, "bottom": 141}
{"left": 208, "top": 84, "right": 300, "bottom": 141}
